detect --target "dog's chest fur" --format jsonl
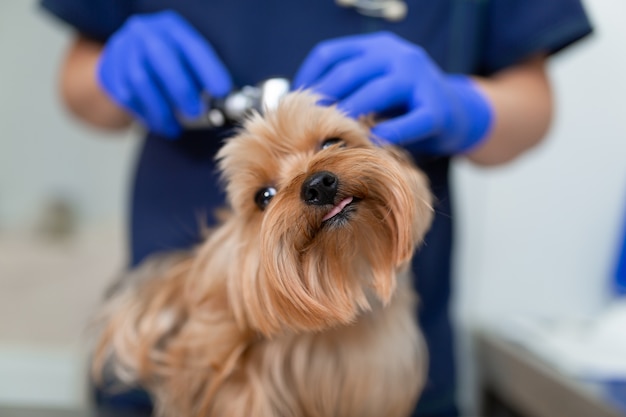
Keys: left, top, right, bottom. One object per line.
{"left": 211, "top": 276, "right": 424, "bottom": 417}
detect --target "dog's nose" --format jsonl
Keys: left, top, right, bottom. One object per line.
{"left": 301, "top": 171, "right": 338, "bottom": 206}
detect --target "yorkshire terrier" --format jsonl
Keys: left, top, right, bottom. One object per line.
{"left": 93, "top": 91, "right": 434, "bottom": 417}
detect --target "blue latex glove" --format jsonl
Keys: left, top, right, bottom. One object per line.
{"left": 98, "top": 11, "right": 232, "bottom": 138}
{"left": 294, "top": 32, "right": 493, "bottom": 154}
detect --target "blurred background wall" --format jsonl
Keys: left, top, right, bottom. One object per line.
{"left": 0, "top": 0, "right": 137, "bottom": 407}
{"left": 452, "top": 0, "right": 626, "bottom": 410}
{"left": 0, "top": 0, "right": 624, "bottom": 412}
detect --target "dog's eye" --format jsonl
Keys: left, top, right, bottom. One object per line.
{"left": 321, "top": 137, "right": 345, "bottom": 150}
{"left": 254, "top": 186, "right": 276, "bottom": 210}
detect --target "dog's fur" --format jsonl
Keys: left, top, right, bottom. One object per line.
{"left": 93, "top": 92, "right": 434, "bottom": 417}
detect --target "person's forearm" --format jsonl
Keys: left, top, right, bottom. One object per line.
{"left": 60, "top": 36, "right": 133, "bottom": 130}
{"left": 467, "top": 55, "right": 553, "bottom": 166}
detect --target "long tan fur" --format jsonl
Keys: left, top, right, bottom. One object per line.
{"left": 93, "top": 91, "right": 434, "bottom": 417}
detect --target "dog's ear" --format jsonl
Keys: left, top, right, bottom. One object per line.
{"left": 393, "top": 147, "right": 434, "bottom": 264}
{"left": 381, "top": 144, "right": 418, "bottom": 167}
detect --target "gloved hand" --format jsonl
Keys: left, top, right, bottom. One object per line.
{"left": 97, "top": 11, "right": 232, "bottom": 138}
{"left": 294, "top": 32, "right": 493, "bottom": 154}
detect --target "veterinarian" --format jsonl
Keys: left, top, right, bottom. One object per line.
{"left": 41, "top": 1, "right": 592, "bottom": 416}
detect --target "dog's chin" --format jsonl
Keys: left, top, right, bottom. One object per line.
{"left": 248, "top": 194, "right": 408, "bottom": 336}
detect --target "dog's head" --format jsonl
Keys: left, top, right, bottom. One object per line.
{"left": 213, "top": 91, "right": 433, "bottom": 336}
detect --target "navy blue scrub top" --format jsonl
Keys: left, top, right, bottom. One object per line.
{"left": 40, "top": 1, "right": 592, "bottom": 416}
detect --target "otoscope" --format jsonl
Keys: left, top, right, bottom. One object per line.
{"left": 179, "top": 78, "right": 291, "bottom": 129}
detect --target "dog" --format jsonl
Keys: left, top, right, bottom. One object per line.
{"left": 92, "top": 91, "right": 434, "bottom": 417}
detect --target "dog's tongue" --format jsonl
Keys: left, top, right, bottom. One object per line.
{"left": 323, "top": 197, "right": 354, "bottom": 221}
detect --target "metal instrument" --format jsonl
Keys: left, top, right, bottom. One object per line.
{"left": 180, "top": 77, "right": 291, "bottom": 129}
